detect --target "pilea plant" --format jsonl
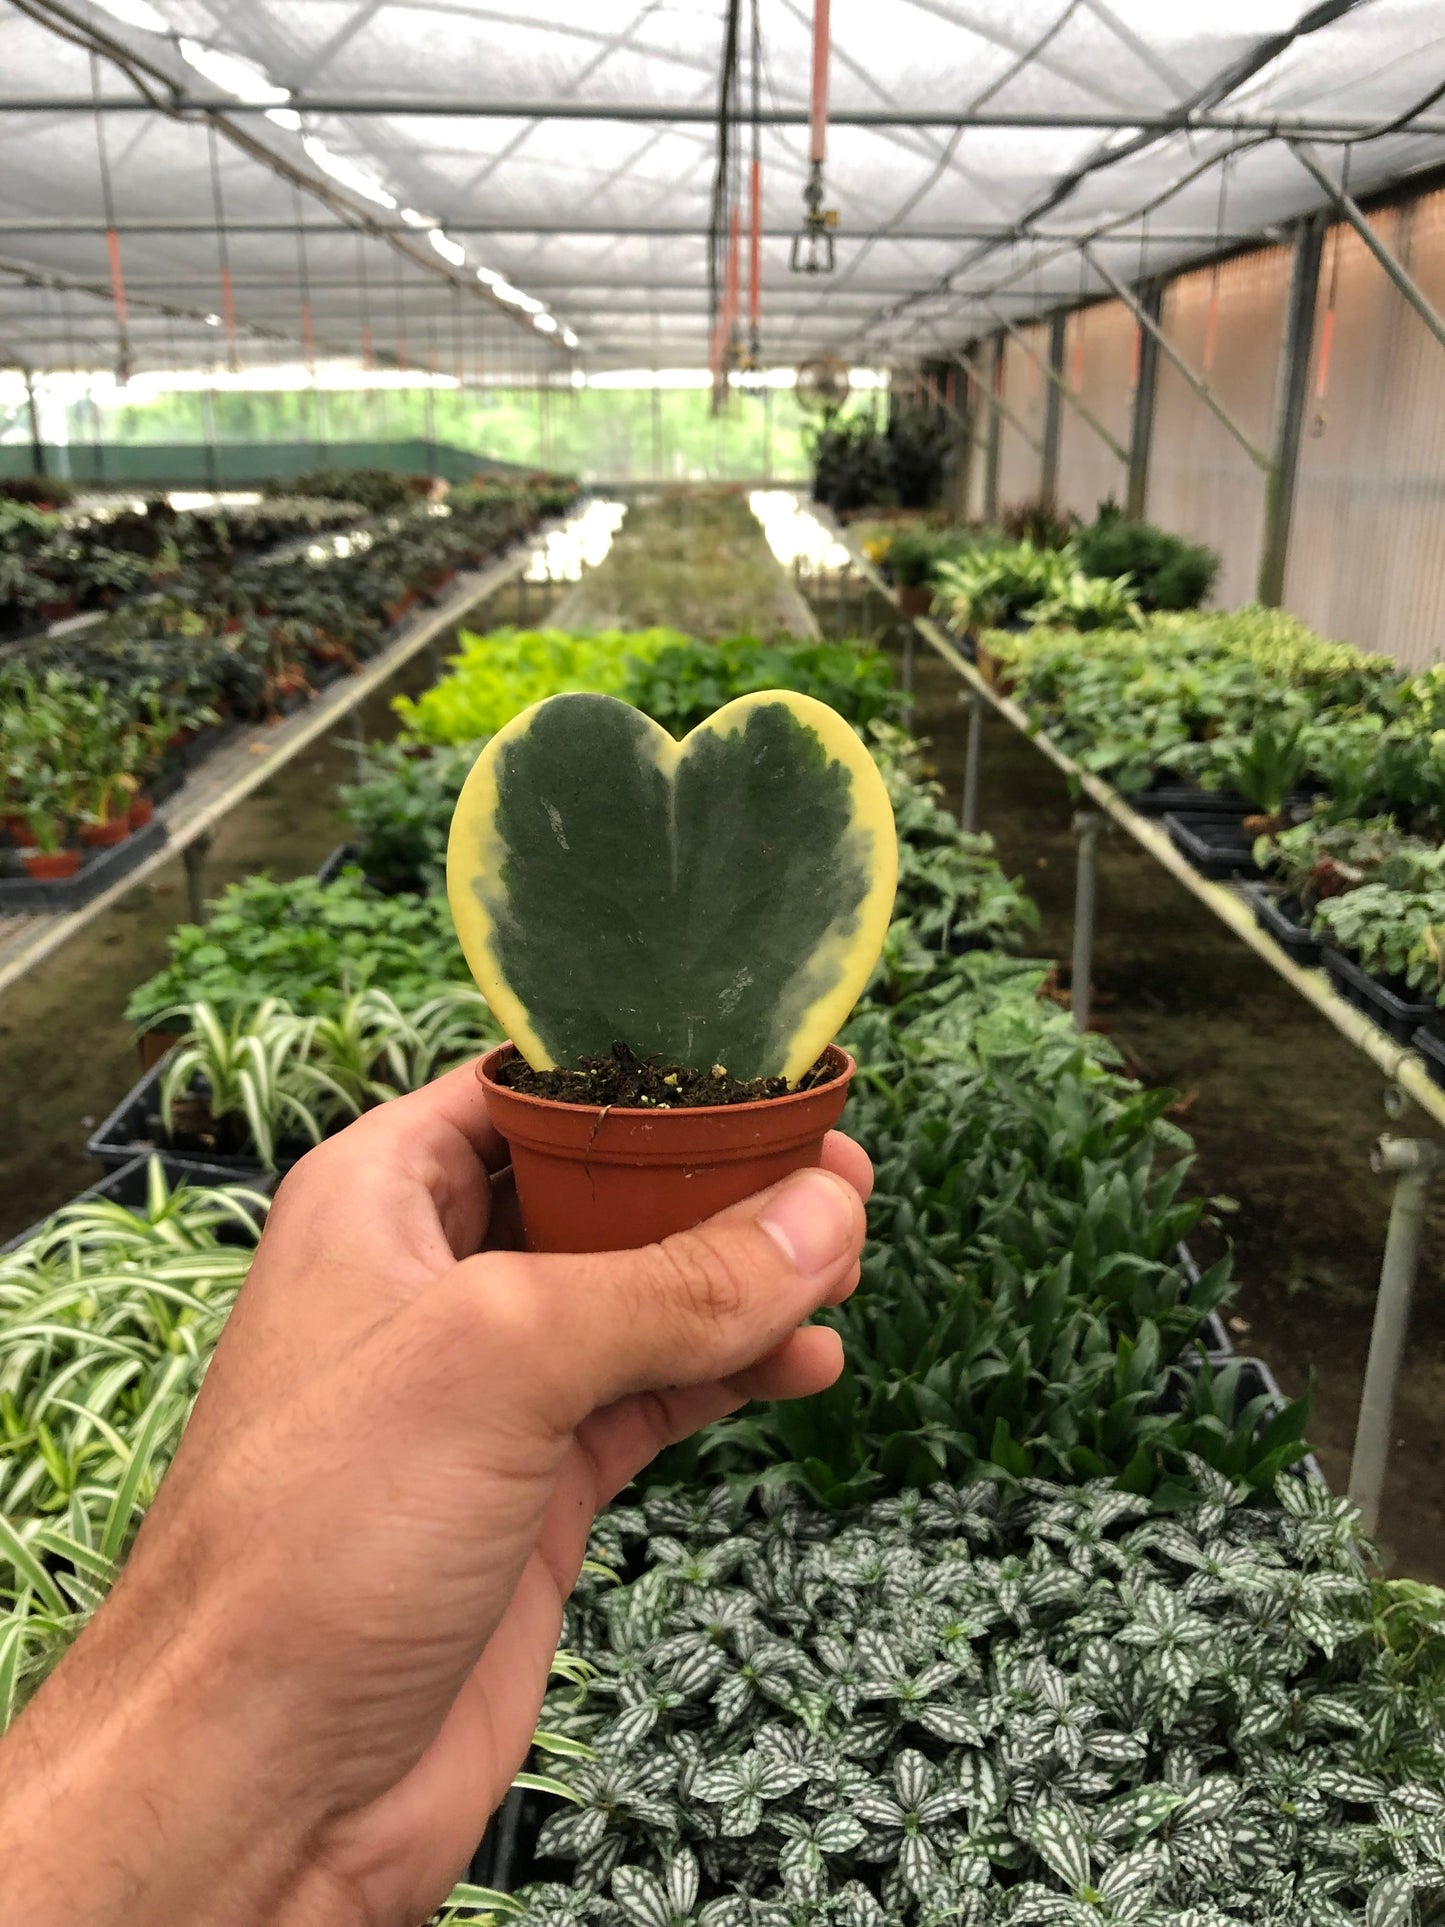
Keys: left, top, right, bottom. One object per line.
{"left": 514, "top": 1476, "right": 1445, "bottom": 1927}
{"left": 448, "top": 692, "right": 898, "bottom": 1084}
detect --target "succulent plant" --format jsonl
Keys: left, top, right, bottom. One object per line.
{"left": 447, "top": 691, "right": 898, "bottom": 1082}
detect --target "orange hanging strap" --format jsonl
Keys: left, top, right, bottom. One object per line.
{"left": 105, "top": 226, "right": 128, "bottom": 332}
{"left": 724, "top": 202, "right": 743, "bottom": 344}
{"left": 810, "top": 0, "right": 831, "bottom": 167}
{"left": 1315, "top": 303, "right": 1337, "bottom": 405}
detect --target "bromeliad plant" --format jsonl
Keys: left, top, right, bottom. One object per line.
{"left": 516, "top": 1475, "right": 1445, "bottom": 1927}
{"left": 448, "top": 691, "right": 898, "bottom": 1084}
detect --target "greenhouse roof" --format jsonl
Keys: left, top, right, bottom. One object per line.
{"left": 1, "top": 0, "right": 1444, "bottom": 377}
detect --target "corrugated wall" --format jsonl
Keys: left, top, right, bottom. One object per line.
{"left": 1055, "top": 302, "right": 1132, "bottom": 518}
{"left": 996, "top": 325, "right": 1048, "bottom": 509}
{"left": 1148, "top": 246, "right": 1290, "bottom": 610}
{"left": 1285, "top": 191, "right": 1445, "bottom": 670}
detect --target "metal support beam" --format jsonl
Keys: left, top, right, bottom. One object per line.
{"left": 924, "top": 355, "right": 1041, "bottom": 464}
{"left": 960, "top": 688, "right": 985, "bottom": 834}
{"left": 991, "top": 305, "right": 1129, "bottom": 467}
{"left": 24, "top": 370, "right": 44, "bottom": 478}
{"left": 13, "top": 97, "right": 1445, "bottom": 135}
{"left": 1258, "top": 213, "right": 1325, "bottom": 607}
{"left": 1291, "top": 141, "right": 1445, "bottom": 357}
{"left": 1126, "top": 282, "right": 1162, "bottom": 519}
{"left": 0, "top": 217, "right": 1281, "bottom": 245}
{"left": 983, "top": 334, "right": 1005, "bottom": 520}
{"left": 1348, "top": 1135, "right": 1443, "bottom": 1535}
{"left": 1040, "top": 312, "right": 1065, "bottom": 505}
{"left": 1081, "top": 242, "right": 1272, "bottom": 472}
{"left": 1071, "top": 811, "right": 1104, "bottom": 1034}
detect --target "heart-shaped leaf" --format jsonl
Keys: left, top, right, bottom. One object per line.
{"left": 447, "top": 689, "right": 897, "bottom": 1080}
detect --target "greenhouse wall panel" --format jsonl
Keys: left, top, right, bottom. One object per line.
{"left": 1148, "top": 246, "right": 1290, "bottom": 611}
{"left": 1055, "top": 302, "right": 1131, "bottom": 521}
{"left": 996, "top": 325, "right": 1048, "bottom": 508}
{"left": 1284, "top": 192, "right": 1445, "bottom": 670}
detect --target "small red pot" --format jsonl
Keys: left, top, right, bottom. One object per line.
{"left": 897, "top": 583, "right": 933, "bottom": 619}
{"left": 478, "top": 1042, "right": 855, "bottom": 1254}
{"left": 79, "top": 815, "right": 132, "bottom": 848}
{"left": 21, "top": 848, "right": 81, "bottom": 881}
{"left": 128, "top": 794, "right": 154, "bottom": 830}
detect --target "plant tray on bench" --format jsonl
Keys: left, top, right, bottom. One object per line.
{"left": 3, "top": 1152, "right": 272, "bottom": 1255}
{"left": 86, "top": 1054, "right": 308, "bottom": 1180}
{"left": 1243, "top": 881, "right": 1324, "bottom": 968}
{"left": 1176, "top": 1239, "right": 1232, "bottom": 1360}
{"left": 0, "top": 815, "right": 167, "bottom": 913}
{"left": 1123, "top": 780, "right": 1252, "bottom": 821}
{"left": 1323, "top": 949, "right": 1438, "bottom": 1048}
{"left": 1413, "top": 1026, "right": 1445, "bottom": 1089}
{"left": 1164, "top": 810, "right": 1265, "bottom": 882}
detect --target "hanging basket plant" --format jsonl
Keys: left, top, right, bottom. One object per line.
{"left": 447, "top": 690, "right": 898, "bottom": 1250}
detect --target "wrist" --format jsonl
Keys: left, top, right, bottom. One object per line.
{"left": 0, "top": 1565, "right": 355, "bottom": 1927}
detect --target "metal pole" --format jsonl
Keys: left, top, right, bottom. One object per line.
{"left": 1258, "top": 213, "right": 1326, "bottom": 606}
{"left": 181, "top": 831, "right": 214, "bottom": 927}
{"left": 953, "top": 345, "right": 1042, "bottom": 457}
{"left": 1291, "top": 142, "right": 1445, "bottom": 356}
{"left": 24, "top": 370, "right": 44, "bottom": 478}
{"left": 1082, "top": 243, "right": 1272, "bottom": 471}
{"left": 1071, "top": 811, "right": 1103, "bottom": 1033}
{"left": 1039, "top": 313, "right": 1065, "bottom": 505}
{"left": 1348, "top": 1136, "right": 1444, "bottom": 1534}
{"left": 1126, "top": 281, "right": 1162, "bottom": 519}
{"left": 960, "top": 688, "right": 984, "bottom": 834}
{"left": 983, "top": 333, "right": 1004, "bottom": 521}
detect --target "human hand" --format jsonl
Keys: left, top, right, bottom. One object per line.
{"left": 0, "top": 1060, "right": 870, "bottom": 1927}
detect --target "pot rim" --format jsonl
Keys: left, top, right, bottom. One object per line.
{"left": 477, "top": 1039, "right": 854, "bottom": 1121}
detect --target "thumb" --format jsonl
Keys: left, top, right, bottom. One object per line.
{"left": 460, "top": 1166, "right": 866, "bottom": 1430}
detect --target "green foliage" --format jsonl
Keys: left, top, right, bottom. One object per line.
{"left": 881, "top": 526, "right": 978, "bottom": 590}
{"left": 339, "top": 741, "right": 482, "bottom": 890}
{"left": 518, "top": 1473, "right": 1442, "bottom": 1926}
{"left": 268, "top": 466, "right": 421, "bottom": 512}
{"left": 1074, "top": 509, "right": 1219, "bottom": 612}
{"left": 810, "top": 410, "right": 952, "bottom": 515}
{"left": 1314, "top": 884, "right": 1445, "bottom": 1002}
{"left": 392, "top": 627, "right": 686, "bottom": 746}
{"left": 934, "top": 543, "right": 1072, "bottom": 632}
{"left": 624, "top": 638, "right": 900, "bottom": 741}
{"left": 124, "top": 872, "right": 467, "bottom": 1031}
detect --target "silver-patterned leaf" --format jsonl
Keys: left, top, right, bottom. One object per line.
{"left": 1172, "top": 1778, "right": 1241, "bottom": 1830}
{"left": 665, "top": 1849, "right": 699, "bottom": 1918}
{"left": 1365, "top": 1874, "right": 1417, "bottom": 1927}
{"left": 1030, "top": 1802, "right": 1091, "bottom": 1892}
{"left": 894, "top": 1750, "right": 931, "bottom": 1811}
{"left": 611, "top": 1868, "right": 671, "bottom": 1927}
{"left": 897, "top": 1829, "right": 937, "bottom": 1894}
{"left": 916, "top": 1703, "right": 984, "bottom": 1746}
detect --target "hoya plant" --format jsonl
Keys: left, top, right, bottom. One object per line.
{"left": 448, "top": 691, "right": 898, "bottom": 1082}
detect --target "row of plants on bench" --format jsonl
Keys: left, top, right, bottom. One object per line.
{"left": 0, "top": 492, "right": 367, "bottom": 633}
{"left": 859, "top": 504, "right": 1218, "bottom": 617}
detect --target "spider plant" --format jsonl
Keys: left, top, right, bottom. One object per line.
{"left": 158, "top": 998, "right": 324, "bottom": 1169}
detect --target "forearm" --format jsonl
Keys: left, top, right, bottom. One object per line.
{"left": 0, "top": 1582, "right": 356, "bottom": 1927}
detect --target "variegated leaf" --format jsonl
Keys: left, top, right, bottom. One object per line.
{"left": 611, "top": 1868, "right": 671, "bottom": 1927}
{"left": 1030, "top": 1802, "right": 1091, "bottom": 1892}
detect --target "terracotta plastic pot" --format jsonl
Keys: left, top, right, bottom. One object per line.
{"left": 79, "top": 815, "right": 131, "bottom": 848}
{"left": 478, "top": 1041, "right": 856, "bottom": 1254}
{"left": 896, "top": 582, "right": 933, "bottom": 619}
{"left": 21, "top": 848, "right": 81, "bottom": 881}
{"left": 128, "top": 794, "right": 154, "bottom": 831}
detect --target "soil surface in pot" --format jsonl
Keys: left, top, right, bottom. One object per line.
{"left": 496, "top": 1040, "right": 834, "bottom": 1108}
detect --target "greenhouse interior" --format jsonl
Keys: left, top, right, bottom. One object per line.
{"left": 4, "top": 0, "right": 1445, "bottom": 1919}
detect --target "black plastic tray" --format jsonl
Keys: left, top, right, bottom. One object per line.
{"left": 86, "top": 1054, "right": 306, "bottom": 1179}
{"left": 0, "top": 815, "right": 167, "bottom": 912}
{"left": 1164, "top": 810, "right": 1265, "bottom": 882}
{"left": 1124, "top": 782, "right": 1250, "bottom": 820}
{"left": 1323, "top": 949, "right": 1437, "bottom": 1048}
{"left": 316, "top": 842, "right": 359, "bottom": 885}
{"left": 1243, "top": 882, "right": 1324, "bottom": 968}
{"left": 3, "top": 1152, "right": 270, "bottom": 1255}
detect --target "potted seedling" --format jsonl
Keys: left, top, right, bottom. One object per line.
{"left": 447, "top": 690, "right": 898, "bottom": 1252}
{"left": 17, "top": 766, "right": 79, "bottom": 880}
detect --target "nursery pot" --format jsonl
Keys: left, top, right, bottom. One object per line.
{"left": 128, "top": 794, "right": 154, "bottom": 831}
{"left": 896, "top": 582, "right": 933, "bottom": 619}
{"left": 20, "top": 848, "right": 81, "bottom": 881}
{"left": 477, "top": 1042, "right": 856, "bottom": 1254}
{"left": 80, "top": 814, "right": 132, "bottom": 848}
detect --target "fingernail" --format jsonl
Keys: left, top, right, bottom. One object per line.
{"left": 759, "top": 1170, "right": 855, "bottom": 1276}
